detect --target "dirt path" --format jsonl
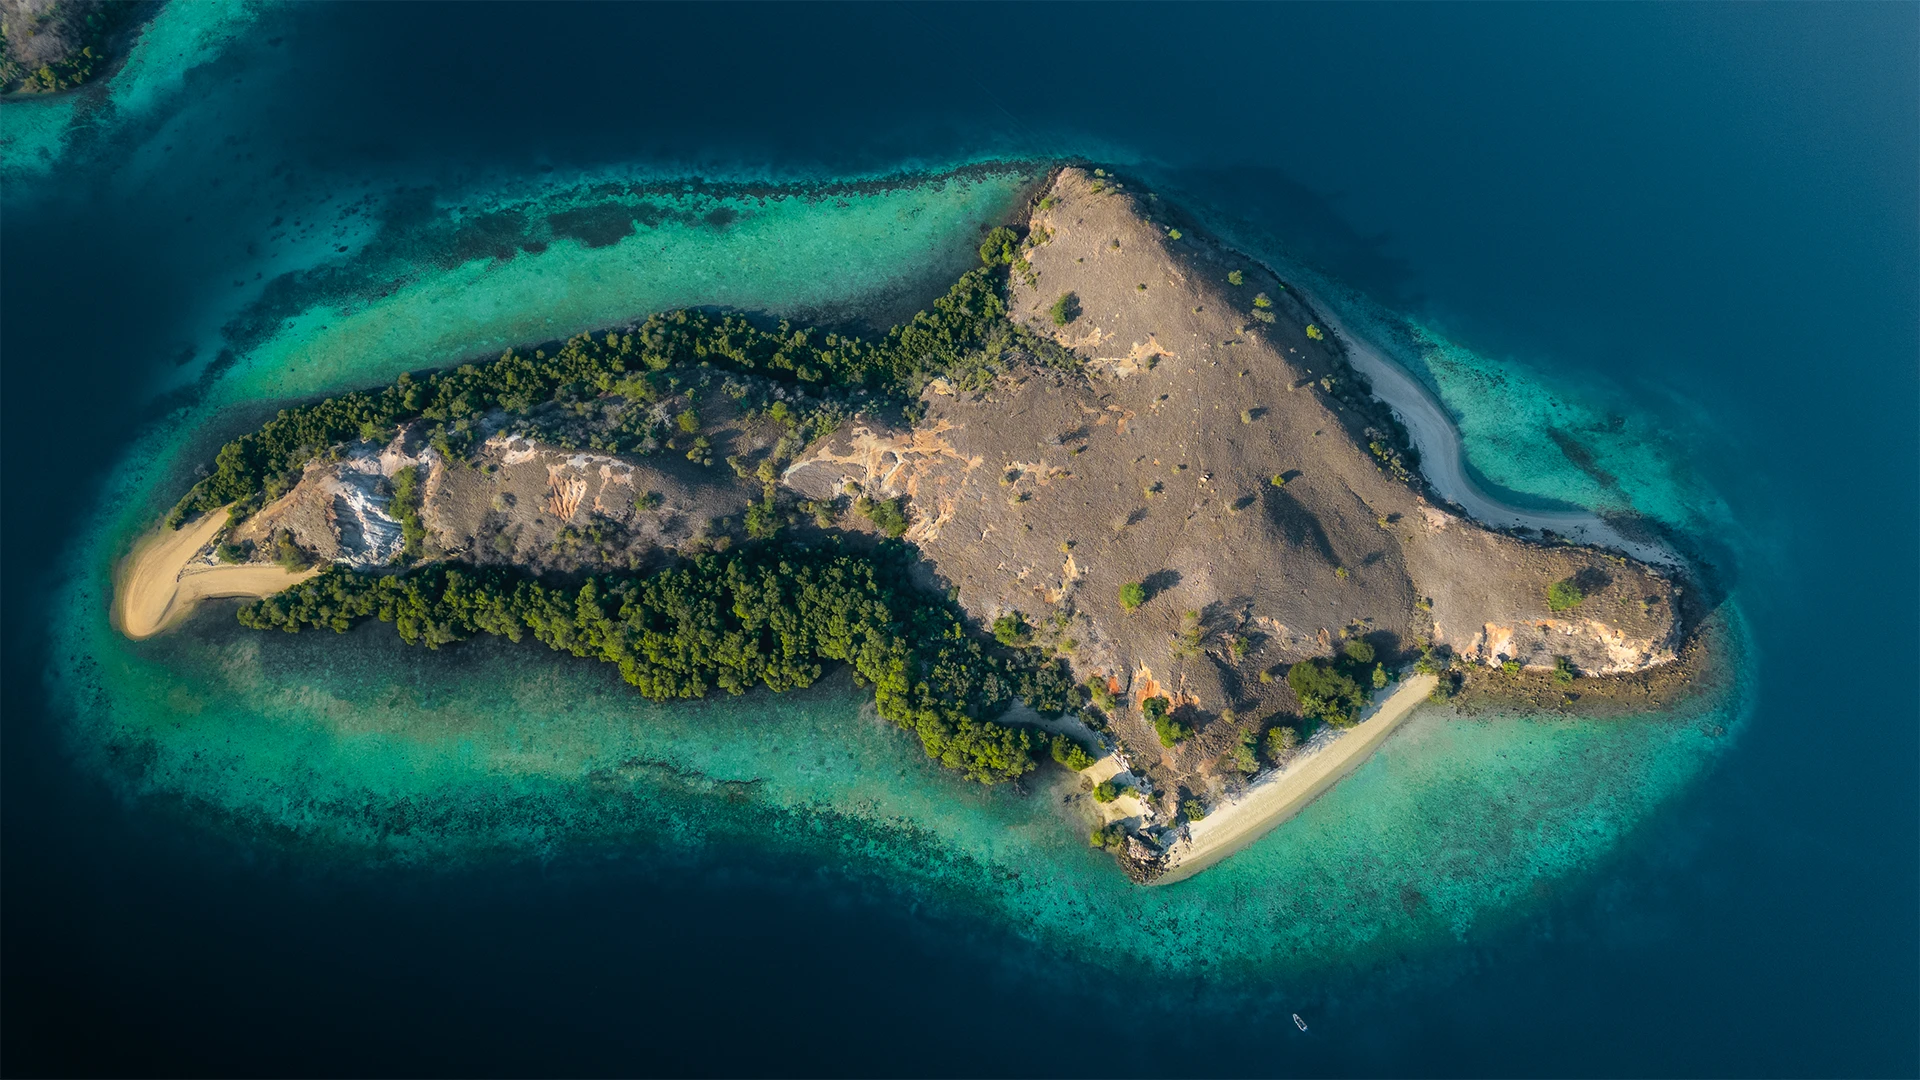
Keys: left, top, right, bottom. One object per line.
{"left": 114, "top": 511, "right": 317, "bottom": 639}
{"left": 1154, "top": 673, "right": 1439, "bottom": 886}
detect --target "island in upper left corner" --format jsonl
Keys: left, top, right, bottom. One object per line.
{"left": 1, "top": 0, "right": 148, "bottom": 94}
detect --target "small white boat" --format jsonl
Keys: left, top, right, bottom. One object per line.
{"left": 1293, "top": 1013, "right": 1308, "bottom": 1032}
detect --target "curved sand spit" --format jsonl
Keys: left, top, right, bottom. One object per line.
{"left": 1294, "top": 288, "right": 1678, "bottom": 569}
{"left": 114, "top": 510, "right": 318, "bottom": 640}
{"left": 1155, "top": 673, "right": 1439, "bottom": 885}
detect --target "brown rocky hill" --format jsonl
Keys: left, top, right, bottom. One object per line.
{"left": 785, "top": 167, "right": 1678, "bottom": 790}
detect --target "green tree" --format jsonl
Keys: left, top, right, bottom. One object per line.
{"left": 1119, "top": 581, "right": 1146, "bottom": 612}
{"left": 744, "top": 497, "right": 782, "bottom": 539}
{"left": 1265, "top": 724, "right": 1301, "bottom": 764}
{"left": 855, "top": 495, "right": 910, "bottom": 538}
{"left": 1050, "top": 733, "right": 1097, "bottom": 771}
{"left": 978, "top": 226, "right": 1020, "bottom": 267}
{"left": 1546, "top": 577, "right": 1585, "bottom": 612}
{"left": 1142, "top": 695, "right": 1191, "bottom": 747}
{"left": 1287, "top": 658, "right": 1369, "bottom": 727}
{"left": 992, "top": 612, "right": 1032, "bottom": 647}
{"left": 1050, "top": 292, "right": 1080, "bottom": 326}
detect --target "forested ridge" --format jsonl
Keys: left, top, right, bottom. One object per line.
{"left": 238, "top": 541, "right": 1076, "bottom": 784}
{"left": 171, "top": 229, "right": 1068, "bottom": 527}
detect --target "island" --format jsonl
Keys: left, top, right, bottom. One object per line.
{"left": 115, "top": 167, "right": 1708, "bottom": 882}
{"left": 0, "top": 0, "right": 141, "bottom": 95}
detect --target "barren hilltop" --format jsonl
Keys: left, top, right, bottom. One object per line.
{"left": 123, "top": 166, "right": 1696, "bottom": 876}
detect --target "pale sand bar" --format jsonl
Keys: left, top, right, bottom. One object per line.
{"left": 1290, "top": 287, "right": 1677, "bottom": 568}
{"left": 114, "top": 510, "right": 318, "bottom": 640}
{"left": 1155, "top": 672, "right": 1439, "bottom": 886}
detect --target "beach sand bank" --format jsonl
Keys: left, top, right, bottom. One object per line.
{"left": 1290, "top": 288, "right": 1677, "bottom": 568}
{"left": 113, "top": 511, "right": 316, "bottom": 640}
{"left": 1155, "top": 673, "right": 1439, "bottom": 886}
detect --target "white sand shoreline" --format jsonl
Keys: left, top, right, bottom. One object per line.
{"left": 1154, "top": 672, "right": 1438, "bottom": 886}
{"left": 113, "top": 510, "right": 317, "bottom": 640}
{"left": 1290, "top": 285, "right": 1679, "bottom": 568}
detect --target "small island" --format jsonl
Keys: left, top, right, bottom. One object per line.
{"left": 117, "top": 167, "right": 1705, "bottom": 881}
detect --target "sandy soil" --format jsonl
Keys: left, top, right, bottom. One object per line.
{"left": 114, "top": 511, "right": 318, "bottom": 640}
{"left": 1294, "top": 288, "right": 1678, "bottom": 568}
{"left": 1154, "top": 672, "right": 1439, "bottom": 886}
{"left": 1081, "top": 752, "right": 1149, "bottom": 824}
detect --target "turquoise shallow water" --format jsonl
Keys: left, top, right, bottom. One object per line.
{"left": 45, "top": 164, "right": 1753, "bottom": 984}
{"left": 13, "top": 4, "right": 1909, "bottom": 1073}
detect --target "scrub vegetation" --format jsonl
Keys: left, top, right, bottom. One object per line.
{"left": 169, "top": 244, "right": 1075, "bottom": 527}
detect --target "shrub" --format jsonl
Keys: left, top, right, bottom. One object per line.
{"left": 1173, "top": 610, "right": 1204, "bottom": 657}
{"left": 214, "top": 541, "right": 248, "bottom": 565}
{"left": 1227, "top": 732, "right": 1259, "bottom": 775}
{"left": 1085, "top": 677, "right": 1117, "bottom": 711}
{"left": 1240, "top": 408, "right": 1254, "bottom": 424}
{"left": 1143, "top": 696, "right": 1192, "bottom": 746}
{"left": 1050, "top": 733, "right": 1097, "bottom": 771}
{"left": 1253, "top": 292, "right": 1273, "bottom": 309}
{"left": 1227, "top": 270, "right": 1245, "bottom": 286}
{"left": 1546, "top": 578, "right": 1585, "bottom": 612}
{"left": 1118, "top": 581, "right": 1146, "bottom": 612}
{"left": 1305, "top": 325, "right": 1324, "bottom": 340}
{"left": 1287, "top": 658, "right": 1369, "bottom": 727}
{"left": 1553, "top": 656, "right": 1578, "bottom": 685}
{"left": 676, "top": 408, "right": 701, "bottom": 434}
{"left": 637, "top": 490, "right": 665, "bottom": 511}
{"left": 1091, "top": 779, "right": 1123, "bottom": 803}
{"left": 744, "top": 497, "right": 782, "bottom": 540}
{"left": 1265, "top": 724, "right": 1301, "bottom": 764}
{"left": 1372, "top": 663, "right": 1389, "bottom": 689}
{"left": 855, "top": 495, "right": 909, "bottom": 538}
{"left": 271, "top": 530, "right": 312, "bottom": 573}
{"left": 978, "top": 226, "right": 1020, "bottom": 267}
{"left": 390, "top": 465, "right": 427, "bottom": 560}
{"left": 1167, "top": 228, "right": 1183, "bottom": 240}
{"left": 992, "top": 612, "right": 1032, "bottom": 647}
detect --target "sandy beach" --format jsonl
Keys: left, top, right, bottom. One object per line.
{"left": 1292, "top": 288, "right": 1678, "bottom": 568}
{"left": 1154, "top": 672, "right": 1438, "bottom": 885}
{"left": 113, "top": 510, "right": 318, "bottom": 640}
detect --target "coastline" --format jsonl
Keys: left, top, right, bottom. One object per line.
{"left": 1288, "top": 285, "right": 1680, "bottom": 569}
{"left": 113, "top": 511, "right": 317, "bottom": 640}
{"left": 1155, "top": 673, "right": 1439, "bottom": 886}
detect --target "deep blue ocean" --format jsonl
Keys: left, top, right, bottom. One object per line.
{"left": 3, "top": 4, "right": 1915, "bottom": 1075}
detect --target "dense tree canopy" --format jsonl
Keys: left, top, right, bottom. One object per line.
{"left": 171, "top": 243, "right": 1074, "bottom": 527}
{"left": 238, "top": 542, "right": 1075, "bottom": 784}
